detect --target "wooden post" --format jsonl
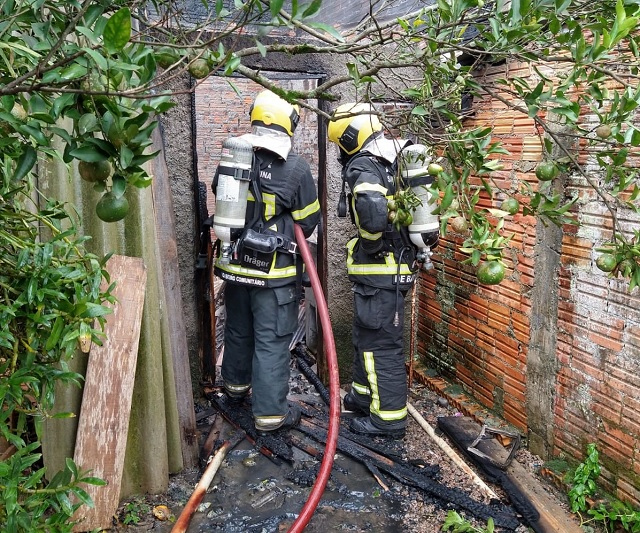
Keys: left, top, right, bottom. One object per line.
{"left": 72, "top": 255, "right": 147, "bottom": 532}
{"left": 151, "top": 127, "right": 199, "bottom": 467}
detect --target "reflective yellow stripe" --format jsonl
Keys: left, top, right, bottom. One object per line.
{"left": 353, "top": 182, "right": 388, "bottom": 195}
{"left": 224, "top": 383, "right": 251, "bottom": 394}
{"left": 363, "top": 351, "right": 407, "bottom": 422}
{"left": 351, "top": 205, "right": 383, "bottom": 241}
{"left": 216, "top": 260, "right": 297, "bottom": 279}
{"left": 352, "top": 381, "right": 371, "bottom": 395}
{"left": 376, "top": 406, "right": 408, "bottom": 421}
{"left": 255, "top": 414, "right": 287, "bottom": 430}
{"left": 263, "top": 192, "right": 276, "bottom": 219}
{"left": 359, "top": 227, "right": 382, "bottom": 241}
{"left": 292, "top": 199, "right": 320, "bottom": 220}
{"left": 348, "top": 263, "right": 414, "bottom": 276}
{"left": 363, "top": 351, "right": 380, "bottom": 413}
{"left": 346, "top": 239, "right": 413, "bottom": 276}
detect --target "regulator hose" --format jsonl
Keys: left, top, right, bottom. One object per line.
{"left": 288, "top": 224, "right": 340, "bottom": 533}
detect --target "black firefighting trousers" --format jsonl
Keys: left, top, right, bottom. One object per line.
{"left": 350, "top": 283, "right": 408, "bottom": 429}
{"left": 221, "top": 283, "right": 298, "bottom": 425}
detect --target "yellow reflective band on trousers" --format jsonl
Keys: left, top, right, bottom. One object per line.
{"left": 255, "top": 414, "right": 287, "bottom": 431}
{"left": 363, "top": 351, "right": 407, "bottom": 422}
{"left": 352, "top": 381, "right": 371, "bottom": 396}
{"left": 224, "top": 382, "right": 251, "bottom": 394}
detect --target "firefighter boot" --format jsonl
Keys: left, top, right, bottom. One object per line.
{"left": 255, "top": 404, "right": 301, "bottom": 435}
{"left": 349, "top": 416, "right": 406, "bottom": 440}
{"left": 343, "top": 392, "right": 370, "bottom": 415}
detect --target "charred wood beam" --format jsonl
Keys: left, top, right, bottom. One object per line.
{"left": 208, "top": 393, "right": 289, "bottom": 464}
{"left": 199, "top": 414, "right": 222, "bottom": 468}
{"left": 297, "top": 418, "right": 521, "bottom": 531}
{"left": 294, "top": 400, "right": 405, "bottom": 462}
{"left": 293, "top": 345, "right": 330, "bottom": 406}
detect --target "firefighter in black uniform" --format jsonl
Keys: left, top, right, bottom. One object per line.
{"left": 328, "top": 103, "right": 421, "bottom": 439}
{"left": 213, "top": 90, "right": 320, "bottom": 434}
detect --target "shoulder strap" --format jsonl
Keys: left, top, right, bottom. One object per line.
{"left": 337, "top": 152, "right": 369, "bottom": 218}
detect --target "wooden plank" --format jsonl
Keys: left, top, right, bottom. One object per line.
{"left": 72, "top": 255, "right": 147, "bottom": 532}
{"left": 151, "top": 126, "right": 199, "bottom": 468}
{"left": 438, "top": 416, "right": 583, "bottom": 533}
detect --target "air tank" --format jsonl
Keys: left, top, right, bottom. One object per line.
{"left": 212, "top": 137, "right": 254, "bottom": 262}
{"left": 399, "top": 144, "right": 440, "bottom": 270}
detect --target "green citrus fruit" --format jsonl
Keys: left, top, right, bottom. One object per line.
{"left": 450, "top": 216, "right": 468, "bottom": 233}
{"left": 595, "top": 124, "right": 611, "bottom": 139}
{"left": 188, "top": 59, "right": 210, "bottom": 79}
{"left": 476, "top": 260, "right": 506, "bottom": 285}
{"left": 403, "top": 213, "right": 413, "bottom": 226}
{"left": 79, "top": 160, "right": 112, "bottom": 183}
{"left": 387, "top": 199, "right": 397, "bottom": 211}
{"left": 617, "top": 258, "right": 636, "bottom": 277}
{"left": 396, "top": 209, "right": 409, "bottom": 224}
{"left": 595, "top": 253, "right": 617, "bottom": 273}
{"left": 155, "top": 47, "right": 180, "bottom": 69}
{"left": 500, "top": 197, "right": 520, "bottom": 215}
{"left": 535, "top": 161, "right": 559, "bottom": 182}
{"left": 388, "top": 210, "right": 397, "bottom": 223}
{"left": 80, "top": 72, "right": 107, "bottom": 93}
{"left": 428, "top": 163, "right": 444, "bottom": 176}
{"left": 96, "top": 191, "right": 129, "bottom": 222}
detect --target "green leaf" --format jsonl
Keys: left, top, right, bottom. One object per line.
{"left": 112, "top": 174, "right": 127, "bottom": 198}
{"left": 256, "top": 40, "right": 267, "bottom": 57}
{"left": 80, "top": 303, "right": 113, "bottom": 318}
{"left": 69, "top": 145, "right": 109, "bottom": 162}
{"left": 13, "top": 145, "right": 37, "bottom": 181}
{"left": 18, "top": 124, "right": 49, "bottom": 146}
{"left": 120, "top": 144, "right": 134, "bottom": 169}
{"left": 302, "top": 0, "right": 322, "bottom": 18}
{"left": 103, "top": 8, "right": 131, "bottom": 53}
{"left": 78, "top": 113, "right": 99, "bottom": 135}
{"left": 82, "top": 47, "right": 109, "bottom": 71}
{"left": 270, "top": 0, "right": 284, "bottom": 17}
{"left": 307, "top": 21, "right": 345, "bottom": 41}
{"left": 45, "top": 316, "right": 64, "bottom": 351}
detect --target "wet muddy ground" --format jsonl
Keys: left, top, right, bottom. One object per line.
{"left": 107, "top": 356, "right": 583, "bottom": 533}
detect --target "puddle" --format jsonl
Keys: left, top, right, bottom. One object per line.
{"left": 164, "top": 432, "right": 406, "bottom": 532}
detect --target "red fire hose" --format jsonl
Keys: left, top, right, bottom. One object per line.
{"left": 288, "top": 224, "right": 341, "bottom": 532}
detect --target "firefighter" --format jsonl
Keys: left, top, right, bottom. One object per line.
{"left": 212, "top": 90, "right": 320, "bottom": 434}
{"left": 328, "top": 102, "right": 418, "bottom": 439}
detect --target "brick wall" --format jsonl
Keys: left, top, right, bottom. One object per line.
{"left": 416, "top": 58, "right": 640, "bottom": 505}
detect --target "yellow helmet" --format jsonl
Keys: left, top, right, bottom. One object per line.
{"left": 327, "top": 103, "right": 383, "bottom": 155}
{"left": 250, "top": 90, "right": 300, "bottom": 137}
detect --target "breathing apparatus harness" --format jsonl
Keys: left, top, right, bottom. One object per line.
{"left": 233, "top": 151, "right": 300, "bottom": 272}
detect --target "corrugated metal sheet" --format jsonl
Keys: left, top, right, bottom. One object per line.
{"left": 39, "top": 127, "right": 184, "bottom": 498}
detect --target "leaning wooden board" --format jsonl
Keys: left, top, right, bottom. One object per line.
{"left": 438, "top": 416, "right": 583, "bottom": 533}
{"left": 72, "top": 255, "right": 147, "bottom": 532}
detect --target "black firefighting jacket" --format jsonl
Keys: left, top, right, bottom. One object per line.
{"left": 213, "top": 149, "right": 320, "bottom": 288}
{"left": 343, "top": 152, "right": 418, "bottom": 291}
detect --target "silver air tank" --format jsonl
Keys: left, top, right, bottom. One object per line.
{"left": 400, "top": 144, "right": 440, "bottom": 270}
{"left": 213, "top": 137, "right": 254, "bottom": 263}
